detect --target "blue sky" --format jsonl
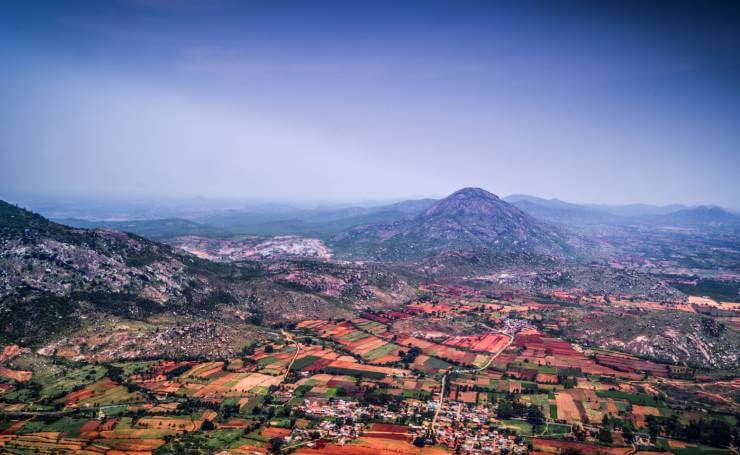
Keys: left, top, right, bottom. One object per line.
{"left": 1, "top": 0, "right": 739, "bottom": 207}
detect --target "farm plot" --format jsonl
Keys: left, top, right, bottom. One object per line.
{"left": 532, "top": 438, "right": 631, "bottom": 455}
{"left": 523, "top": 393, "right": 551, "bottom": 410}
{"left": 297, "top": 320, "right": 403, "bottom": 364}
{"left": 127, "top": 360, "right": 197, "bottom": 383}
{"left": 249, "top": 343, "right": 304, "bottom": 375}
{"left": 180, "top": 362, "right": 225, "bottom": 380}
{"left": 63, "top": 378, "right": 144, "bottom": 408}
{"left": 497, "top": 419, "right": 533, "bottom": 436}
{"left": 442, "top": 333, "right": 510, "bottom": 355}
{"left": 35, "top": 365, "right": 108, "bottom": 402}
{"left": 295, "top": 436, "right": 452, "bottom": 454}
{"left": 324, "top": 360, "right": 410, "bottom": 379}
{"left": 555, "top": 390, "right": 583, "bottom": 422}
{"left": 400, "top": 378, "right": 437, "bottom": 399}
{"left": 406, "top": 302, "right": 454, "bottom": 314}
{"left": 595, "top": 389, "right": 659, "bottom": 406}
{"left": 412, "top": 355, "right": 451, "bottom": 373}
{"left": 134, "top": 410, "right": 217, "bottom": 433}
{"left": 0, "top": 366, "right": 31, "bottom": 382}
{"left": 395, "top": 335, "right": 490, "bottom": 367}
{"left": 181, "top": 371, "right": 282, "bottom": 398}
{"left": 0, "top": 433, "right": 92, "bottom": 453}
{"left": 293, "top": 373, "right": 360, "bottom": 400}
{"left": 513, "top": 333, "right": 634, "bottom": 379}
{"left": 352, "top": 318, "right": 392, "bottom": 336}
{"left": 290, "top": 345, "right": 344, "bottom": 372}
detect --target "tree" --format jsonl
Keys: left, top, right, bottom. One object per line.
{"left": 402, "top": 346, "right": 422, "bottom": 364}
{"left": 268, "top": 437, "right": 284, "bottom": 453}
{"left": 241, "top": 342, "right": 256, "bottom": 356}
{"left": 646, "top": 415, "right": 661, "bottom": 442}
{"left": 201, "top": 420, "right": 215, "bottom": 431}
{"left": 496, "top": 398, "right": 514, "bottom": 419}
{"left": 527, "top": 406, "right": 545, "bottom": 428}
{"left": 706, "top": 419, "right": 732, "bottom": 448}
{"left": 597, "top": 427, "right": 613, "bottom": 444}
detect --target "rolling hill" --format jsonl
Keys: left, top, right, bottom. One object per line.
{"left": 194, "top": 199, "right": 436, "bottom": 237}
{"left": 55, "top": 217, "right": 225, "bottom": 239}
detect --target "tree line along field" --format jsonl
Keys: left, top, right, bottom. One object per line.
{"left": 0, "top": 284, "right": 737, "bottom": 454}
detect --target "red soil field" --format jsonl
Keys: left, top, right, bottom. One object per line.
{"left": 442, "top": 333, "right": 509, "bottom": 354}
{"left": 364, "top": 432, "right": 409, "bottom": 441}
{"left": 370, "top": 423, "right": 409, "bottom": 433}
{"left": 0, "top": 366, "right": 31, "bottom": 382}
{"left": 533, "top": 438, "right": 631, "bottom": 455}
{"left": 596, "top": 354, "right": 668, "bottom": 377}
{"left": 262, "top": 427, "right": 292, "bottom": 438}
{"left": 295, "top": 437, "right": 450, "bottom": 454}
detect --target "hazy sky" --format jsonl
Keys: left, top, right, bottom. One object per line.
{"left": 1, "top": 0, "right": 739, "bottom": 207}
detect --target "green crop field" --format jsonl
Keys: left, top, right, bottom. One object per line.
{"left": 498, "top": 419, "right": 533, "bottom": 436}
{"left": 37, "top": 364, "right": 107, "bottom": 401}
{"left": 542, "top": 423, "right": 570, "bottom": 435}
{"left": 423, "top": 356, "right": 451, "bottom": 370}
{"left": 596, "top": 390, "right": 659, "bottom": 406}
{"left": 364, "top": 342, "right": 399, "bottom": 361}
{"left": 291, "top": 355, "right": 320, "bottom": 370}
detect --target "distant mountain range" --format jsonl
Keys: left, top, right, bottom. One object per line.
{"left": 45, "top": 190, "right": 740, "bottom": 266}
{"left": 503, "top": 195, "right": 621, "bottom": 225}
{"left": 332, "top": 188, "right": 582, "bottom": 261}
{"left": 41, "top": 192, "right": 738, "bottom": 244}
{"left": 53, "top": 199, "right": 438, "bottom": 239}
{"left": 504, "top": 194, "right": 740, "bottom": 229}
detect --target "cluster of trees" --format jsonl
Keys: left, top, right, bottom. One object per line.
{"left": 399, "top": 346, "right": 422, "bottom": 364}
{"left": 165, "top": 364, "right": 192, "bottom": 380}
{"left": 361, "top": 389, "right": 405, "bottom": 412}
{"left": 599, "top": 415, "right": 635, "bottom": 444}
{"left": 495, "top": 397, "right": 545, "bottom": 429}
{"left": 600, "top": 413, "right": 736, "bottom": 448}
{"left": 646, "top": 414, "right": 736, "bottom": 448}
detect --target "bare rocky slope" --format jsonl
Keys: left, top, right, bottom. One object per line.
{"left": 0, "top": 200, "right": 416, "bottom": 346}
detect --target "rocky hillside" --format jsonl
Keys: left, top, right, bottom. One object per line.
{"left": 560, "top": 308, "right": 739, "bottom": 369}
{"left": 0, "top": 201, "right": 416, "bottom": 346}
{"left": 333, "top": 187, "right": 586, "bottom": 261}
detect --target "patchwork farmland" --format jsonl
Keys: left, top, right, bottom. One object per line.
{"left": 0, "top": 284, "right": 736, "bottom": 454}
